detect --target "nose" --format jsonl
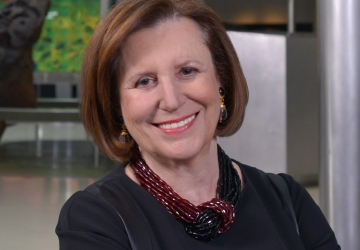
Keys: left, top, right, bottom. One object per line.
{"left": 158, "top": 79, "right": 185, "bottom": 112}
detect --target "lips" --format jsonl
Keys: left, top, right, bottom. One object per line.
{"left": 157, "top": 114, "right": 196, "bottom": 129}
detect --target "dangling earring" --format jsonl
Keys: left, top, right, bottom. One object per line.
{"left": 120, "top": 123, "right": 129, "bottom": 137}
{"left": 119, "top": 117, "right": 130, "bottom": 143}
{"left": 219, "top": 86, "right": 227, "bottom": 123}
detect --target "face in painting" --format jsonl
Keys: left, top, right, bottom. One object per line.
{"left": 119, "top": 17, "right": 221, "bottom": 163}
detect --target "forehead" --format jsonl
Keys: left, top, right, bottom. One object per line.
{"left": 125, "top": 16, "right": 206, "bottom": 44}
{"left": 120, "top": 17, "right": 210, "bottom": 70}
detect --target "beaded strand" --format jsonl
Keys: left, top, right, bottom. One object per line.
{"left": 130, "top": 144, "right": 241, "bottom": 241}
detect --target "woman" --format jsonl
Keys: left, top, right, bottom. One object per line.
{"left": 56, "top": 0, "right": 340, "bottom": 249}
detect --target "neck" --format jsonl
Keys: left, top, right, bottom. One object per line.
{"left": 140, "top": 140, "right": 219, "bottom": 205}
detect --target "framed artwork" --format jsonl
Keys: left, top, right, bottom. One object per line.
{"left": 33, "top": 0, "right": 100, "bottom": 72}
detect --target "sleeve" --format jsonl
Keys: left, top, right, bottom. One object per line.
{"left": 280, "top": 174, "right": 341, "bottom": 250}
{"left": 56, "top": 191, "right": 132, "bottom": 250}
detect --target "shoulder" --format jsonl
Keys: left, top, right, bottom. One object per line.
{"left": 231, "top": 159, "right": 271, "bottom": 186}
{"left": 232, "top": 160, "right": 340, "bottom": 248}
{"left": 280, "top": 174, "right": 340, "bottom": 248}
{"left": 56, "top": 164, "right": 130, "bottom": 231}
{"left": 233, "top": 160, "right": 340, "bottom": 249}
{"left": 56, "top": 165, "right": 133, "bottom": 249}
{"left": 56, "top": 190, "right": 130, "bottom": 248}
{"left": 85, "top": 164, "right": 128, "bottom": 191}
{"left": 231, "top": 159, "right": 303, "bottom": 193}
{"left": 56, "top": 190, "right": 125, "bottom": 233}
{"left": 231, "top": 160, "right": 317, "bottom": 218}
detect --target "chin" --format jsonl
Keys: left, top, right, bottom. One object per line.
{"left": 160, "top": 140, "right": 210, "bottom": 162}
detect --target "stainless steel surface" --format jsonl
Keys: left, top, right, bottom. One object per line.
{"left": 33, "top": 72, "right": 80, "bottom": 84}
{"left": 218, "top": 32, "right": 319, "bottom": 182}
{"left": 35, "top": 124, "right": 42, "bottom": 157}
{"left": 318, "top": 0, "right": 360, "bottom": 248}
{"left": 100, "top": 0, "right": 112, "bottom": 18}
{"left": 288, "top": 0, "right": 295, "bottom": 34}
{"left": 287, "top": 34, "right": 318, "bottom": 183}
{"left": 0, "top": 108, "right": 80, "bottom": 122}
{"left": 33, "top": 72, "right": 80, "bottom": 99}
{"left": 219, "top": 32, "right": 287, "bottom": 174}
{"left": 55, "top": 82, "right": 72, "bottom": 99}
{"left": 36, "top": 98, "right": 79, "bottom": 108}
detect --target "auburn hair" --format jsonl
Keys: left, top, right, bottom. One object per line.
{"left": 81, "top": 0, "right": 249, "bottom": 162}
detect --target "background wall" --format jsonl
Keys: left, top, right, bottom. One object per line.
{"left": 1, "top": 0, "right": 316, "bottom": 73}
{"left": 205, "top": 0, "right": 315, "bottom": 26}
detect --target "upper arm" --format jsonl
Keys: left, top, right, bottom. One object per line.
{"left": 280, "top": 174, "right": 340, "bottom": 250}
{"left": 56, "top": 191, "right": 132, "bottom": 250}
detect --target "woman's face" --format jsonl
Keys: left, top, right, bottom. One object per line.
{"left": 119, "top": 17, "right": 221, "bottom": 163}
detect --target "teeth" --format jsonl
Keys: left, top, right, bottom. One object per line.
{"left": 158, "top": 114, "right": 195, "bottom": 129}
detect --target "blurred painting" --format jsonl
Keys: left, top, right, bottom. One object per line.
{"left": 33, "top": 0, "right": 100, "bottom": 72}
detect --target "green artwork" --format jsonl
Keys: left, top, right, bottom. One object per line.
{"left": 33, "top": 0, "right": 100, "bottom": 72}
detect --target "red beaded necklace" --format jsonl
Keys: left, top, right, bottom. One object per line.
{"left": 130, "top": 145, "right": 241, "bottom": 241}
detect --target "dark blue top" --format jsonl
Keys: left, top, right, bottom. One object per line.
{"left": 56, "top": 161, "right": 340, "bottom": 249}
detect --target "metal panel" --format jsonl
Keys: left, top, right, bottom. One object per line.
{"left": 288, "top": 0, "right": 295, "bottom": 34}
{"left": 33, "top": 72, "right": 80, "bottom": 99}
{"left": 318, "top": 0, "right": 360, "bottom": 248}
{"left": 100, "top": 0, "right": 112, "bottom": 18}
{"left": 0, "top": 108, "right": 80, "bottom": 122}
{"left": 219, "top": 32, "right": 319, "bottom": 181}
{"left": 218, "top": 32, "right": 287, "bottom": 174}
{"left": 33, "top": 72, "right": 80, "bottom": 84}
{"left": 287, "top": 35, "right": 318, "bottom": 183}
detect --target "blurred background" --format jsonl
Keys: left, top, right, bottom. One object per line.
{"left": 0, "top": 0, "right": 358, "bottom": 249}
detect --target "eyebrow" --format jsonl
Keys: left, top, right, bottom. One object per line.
{"left": 123, "top": 59, "right": 206, "bottom": 84}
{"left": 174, "top": 59, "right": 206, "bottom": 71}
{"left": 123, "top": 71, "right": 156, "bottom": 86}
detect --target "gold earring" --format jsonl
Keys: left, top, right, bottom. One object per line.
{"left": 120, "top": 123, "right": 129, "bottom": 136}
{"left": 219, "top": 87, "right": 227, "bottom": 123}
{"left": 119, "top": 117, "right": 130, "bottom": 143}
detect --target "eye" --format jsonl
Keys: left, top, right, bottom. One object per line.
{"left": 180, "top": 67, "right": 197, "bottom": 76}
{"left": 135, "top": 77, "right": 155, "bottom": 88}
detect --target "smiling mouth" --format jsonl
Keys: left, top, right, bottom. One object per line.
{"left": 156, "top": 114, "right": 197, "bottom": 129}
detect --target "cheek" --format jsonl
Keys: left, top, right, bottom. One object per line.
{"left": 121, "top": 96, "right": 140, "bottom": 120}
{"left": 195, "top": 80, "right": 220, "bottom": 109}
{"left": 120, "top": 92, "right": 155, "bottom": 123}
